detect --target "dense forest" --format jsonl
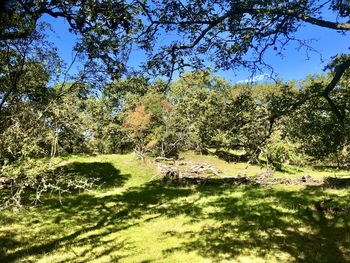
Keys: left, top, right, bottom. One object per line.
{"left": 1, "top": 1, "right": 350, "bottom": 262}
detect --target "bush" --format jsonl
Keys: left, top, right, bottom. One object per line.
{"left": 265, "top": 133, "right": 305, "bottom": 169}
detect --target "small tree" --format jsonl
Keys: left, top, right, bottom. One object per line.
{"left": 123, "top": 104, "right": 152, "bottom": 159}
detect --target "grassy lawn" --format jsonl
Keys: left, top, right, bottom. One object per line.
{"left": 0, "top": 153, "right": 349, "bottom": 262}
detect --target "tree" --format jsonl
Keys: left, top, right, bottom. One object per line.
{"left": 0, "top": 28, "right": 59, "bottom": 163}
{"left": 169, "top": 70, "right": 272, "bottom": 160}
{"left": 0, "top": 23, "right": 60, "bottom": 111}
{"left": 0, "top": 0, "right": 145, "bottom": 77}
{"left": 84, "top": 95, "right": 125, "bottom": 154}
{"left": 3, "top": 1, "right": 349, "bottom": 116}
{"left": 139, "top": 0, "right": 350, "bottom": 122}
{"left": 2, "top": 0, "right": 350, "bottom": 165}
{"left": 169, "top": 71, "right": 228, "bottom": 152}
{"left": 141, "top": 1, "right": 349, "bottom": 71}
{"left": 3, "top": 1, "right": 349, "bottom": 83}
{"left": 46, "top": 83, "right": 93, "bottom": 155}
{"left": 283, "top": 75, "right": 350, "bottom": 167}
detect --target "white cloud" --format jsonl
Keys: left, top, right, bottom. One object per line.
{"left": 236, "top": 73, "right": 269, "bottom": 84}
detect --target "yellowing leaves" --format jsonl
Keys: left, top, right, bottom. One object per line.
{"left": 123, "top": 104, "right": 152, "bottom": 134}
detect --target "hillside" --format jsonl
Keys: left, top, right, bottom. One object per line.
{"left": 1, "top": 153, "right": 349, "bottom": 262}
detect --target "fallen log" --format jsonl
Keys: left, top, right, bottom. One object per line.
{"left": 176, "top": 176, "right": 251, "bottom": 186}
{"left": 157, "top": 164, "right": 181, "bottom": 181}
{"left": 187, "top": 164, "right": 221, "bottom": 176}
{"left": 154, "top": 157, "right": 176, "bottom": 164}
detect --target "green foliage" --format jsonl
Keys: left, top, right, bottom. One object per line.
{"left": 0, "top": 23, "right": 61, "bottom": 163}
{"left": 1, "top": 0, "right": 145, "bottom": 77}
{"left": 282, "top": 75, "right": 350, "bottom": 166}
{"left": 265, "top": 132, "right": 305, "bottom": 170}
{"left": 1, "top": 59, "right": 349, "bottom": 170}
{"left": 1, "top": 0, "right": 349, "bottom": 170}
{"left": 122, "top": 88, "right": 180, "bottom": 158}
{"left": 170, "top": 71, "right": 230, "bottom": 152}
{"left": 169, "top": 72, "right": 273, "bottom": 160}
{"left": 138, "top": 1, "right": 350, "bottom": 82}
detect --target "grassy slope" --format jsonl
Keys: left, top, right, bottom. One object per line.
{"left": 0, "top": 153, "right": 349, "bottom": 263}
{"left": 181, "top": 151, "right": 350, "bottom": 178}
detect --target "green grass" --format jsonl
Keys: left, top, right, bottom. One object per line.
{"left": 181, "top": 151, "right": 350, "bottom": 178}
{"left": 1, "top": 153, "right": 350, "bottom": 262}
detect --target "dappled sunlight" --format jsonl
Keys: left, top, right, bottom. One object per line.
{"left": 0, "top": 154, "right": 349, "bottom": 262}
{"left": 2, "top": 0, "right": 350, "bottom": 261}
{"left": 158, "top": 186, "right": 350, "bottom": 262}
{"left": 1, "top": 184, "right": 349, "bottom": 262}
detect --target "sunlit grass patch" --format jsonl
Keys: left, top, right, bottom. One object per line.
{"left": 0, "top": 153, "right": 349, "bottom": 262}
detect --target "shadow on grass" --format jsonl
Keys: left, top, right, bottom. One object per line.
{"left": 312, "top": 165, "right": 350, "bottom": 172}
{"left": 0, "top": 162, "right": 130, "bottom": 209}
{"left": 325, "top": 177, "right": 350, "bottom": 188}
{"left": 54, "top": 161, "right": 129, "bottom": 188}
{"left": 0, "top": 178, "right": 349, "bottom": 262}
{"left": 166, "top": 185, "right": 350, "bottom": 262}
{"left": 0, "top": 180, "right": 195, "bottom": 262}
{"left": 213, "top": 150, "right": 249, "bottom": 163}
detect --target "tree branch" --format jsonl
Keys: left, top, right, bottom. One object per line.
{"left": 323, "top": 57, "right": 350, "bottom": 95}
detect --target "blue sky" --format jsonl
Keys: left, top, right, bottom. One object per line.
{"left": 42, "top": 14, "right": 349, "bottom": 84}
